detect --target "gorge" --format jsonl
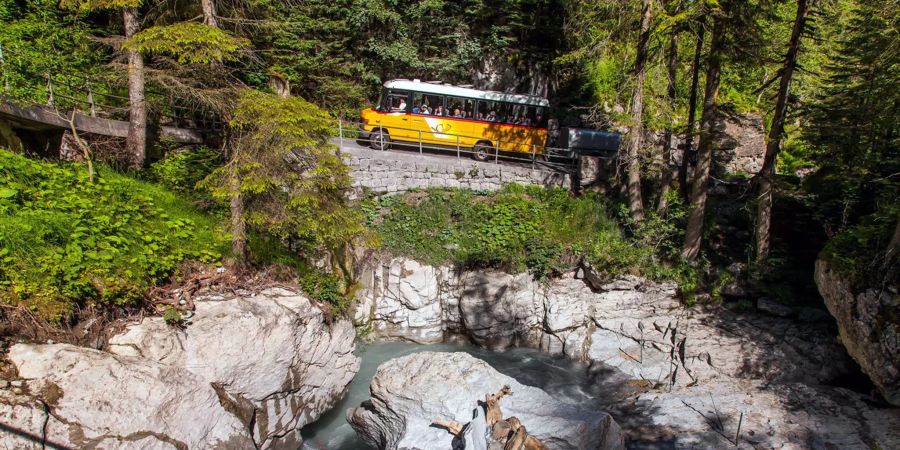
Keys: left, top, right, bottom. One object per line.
{"left": 2, "top": 255, "right": 896, "bottom": 449}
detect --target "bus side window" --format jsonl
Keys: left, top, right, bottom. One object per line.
{"left": 386, "top": 90, "right": 410, "bottom": 113}
{"left": 477, "top": 100, "right": 500, "bottom": 122}
{"left": 498, "top": 103, "right": 514, "bottom": 124}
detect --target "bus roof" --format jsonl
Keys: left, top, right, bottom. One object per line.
{"left": 384, "top": 79, "right": 550, "bottom": 107}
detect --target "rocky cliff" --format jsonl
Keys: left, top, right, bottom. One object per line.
{"left": 0, "top": 287, "right": 360, "bottom": 449}
{"left": 815, "top": 259, "right": 899, "bottom": 405}
{"left": 352, "top": 256, "right": 900, "bottom": 449}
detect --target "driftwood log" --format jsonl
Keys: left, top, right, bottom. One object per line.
{"left": 485, "top": 385, "right": 513, "bottom": 425}
{"left": 431, "top": 385, "right": 548, "bottom": 450}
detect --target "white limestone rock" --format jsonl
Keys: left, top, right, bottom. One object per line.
{"left": 3, "top": 343, "right": 251, "bottom": 449}
{"left": 815, "top": 259, "right": 899, "bottom": 405}
{"left": 453, "top": 270, "right": 544, "bottom": 349}
{"left": 346, "top": 352, "right": 624, "bottom": 450}
{"left": 108, "top": 287, "right": 360, "bottom": 448}
{"left": 636, "top": 380, "right": 900, "bottom": 449}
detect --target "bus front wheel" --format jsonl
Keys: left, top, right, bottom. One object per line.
{"left": 472, "top": 143, "right": 492, "bottom": 162}
{"left": 370, "top": 130, "right": 390, "bottom": 151}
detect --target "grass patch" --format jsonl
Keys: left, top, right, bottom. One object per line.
{"left": 0, "top": 149, "right": 227, "bottom": 322}
{"left": 365, "top": 184, "right": 695, "bottom": 288}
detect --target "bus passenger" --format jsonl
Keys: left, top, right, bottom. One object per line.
{"left": 412, "top": 104, "right": 420, "bottom": 114}
{"left": 452, "top": 108, "right": 462, "bottom": 118}
{"left": 398, "top": 98, "right": 407, "bottom": 111}
{"left": 433, "top": 105, "right": 443, "bottom": 116}
{"left": 486, "top": 110, "right": 497, "bottom": 122}
{"left": 421, "top": 104, "right": 431, "bottom": 114}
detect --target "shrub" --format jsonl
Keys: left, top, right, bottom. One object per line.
{"left": 299, "top": 270, "right": 351, "bottom": 316}
{"left": 150, "top": 146, "right": 222, "bottom": 195}
{"left": 367, "top": 184, "right": 696, "bottom": 288}
{"left": 0, "top": 150, "right": 226, "bottom": 322}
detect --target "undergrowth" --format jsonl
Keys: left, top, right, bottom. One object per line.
{"left": 365, "top": 185, "right": 697, "bottom": 293}
{"left": 820, "top": 210, "right": 898, "bottom": 288}
{"left": 0, "top": 149, "right": 227, "bottom": 322}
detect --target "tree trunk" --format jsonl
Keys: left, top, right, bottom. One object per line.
{"left": 657, "top": 29, "right": 679, "bottom": 213}
{"left": 201, "top": 0, "right": 218, "bottom": 27}
{"left": 625, "top": 0, "right": 653, "bottom": 222}
{"left": 755, "top": 0, "right": 809, "bottom": 263}
{"left": 123, "top": 7, "right": 146, "bottom": 168}
{"left": 680, "top": 22, "right": 706, "bottom": 202}
{"left": 682, "top": 18, "right": 725, "bottom": 261}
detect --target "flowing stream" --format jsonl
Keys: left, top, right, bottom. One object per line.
{"left": 300, "top": 341, "right": 604, "bottom": 449}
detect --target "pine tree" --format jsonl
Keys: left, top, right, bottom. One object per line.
{"left": 803, "top": 0, "right": 899, "bottom": 235}
{"left": 682, "top": 0, "right": 775, "bottom": 260}
{"left": 202, "top": 90, "right": 368, "bottom": 270}
{"left": 754, "top": 0, "right": 811, "bottom": 262}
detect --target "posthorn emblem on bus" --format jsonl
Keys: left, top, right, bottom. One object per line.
{"left": 424, "top": 117, "right": 452, "bottom": 138}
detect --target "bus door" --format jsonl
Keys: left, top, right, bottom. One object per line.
{"left": 381, "top": 90, "right": 414, "bottom": 140}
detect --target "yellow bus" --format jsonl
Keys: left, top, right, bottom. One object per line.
{"left": 359, "top": 79, "right": 549, "bottom": 161}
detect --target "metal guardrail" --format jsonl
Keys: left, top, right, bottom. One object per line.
{"left": 336, "top": 118, "right": 578, "bottom": 172}
{"left": 42, "top": 74, "right": 224, "bottom": 131}
{"left": 0, "top": 43, "right": 223, "bottom": 132}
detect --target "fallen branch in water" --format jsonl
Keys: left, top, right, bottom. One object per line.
{"left": 431, "top": 385, "right": 548, "bottom": 450}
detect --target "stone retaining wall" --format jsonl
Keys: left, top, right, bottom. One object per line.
{"left": 341, "top": 146, "right": 571, "bottom": 196}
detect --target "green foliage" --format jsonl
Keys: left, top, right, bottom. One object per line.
{"left": 124, "top": 22, "right": 249, "bottom": 64}
{"left": 0, "top": 149, "right": 226, "bottom": 322}
{"left": 802, "top": 0, "right": 899, "bottom": 237}
{"left": 820, "top": 211, "right": 898, "bottom": 286}
{"left": 299, "top": 270, "right": 351, "bottom": 315}
{"left": 203, "top": 90, "right": 369, "bottom": 255}
{"left": 709, "top": 270, "right": 733, "bottom": 303}
{"left": 368, "top": 185, "right": 693, "bottom": 285}
{"left": 150, "top": 147, "right": 223, "bottom": 195}
{"left": 243, "top": 0, "right": 564, "bottom": 113}
{"left": 0, "top": 0, "right": 109, "bottom": 104}
{"left": 59, "top": 0, "right": 140, "bottom": 11}
{"left": 162, "top": 306, "right": 183, "bottom": 325}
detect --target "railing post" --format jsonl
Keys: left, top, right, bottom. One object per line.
{"left": 456, "top": 134, "right": 460, "bottom": 159}
{"left": 338, "top": 117, "right": 344, "bottom": 150}
{"left": 418, "top": 130, "right": 422, "bottom": 155}
{"left": 531, "top": 144, "right": 536, "bottom": 169}
{"left": 46, "top": 74, "right": 54, "bottom": 106}
{"left": 495, "top": 141, "right": 499, "bottom": 164}
{"left": 86, "top": 81, "right": 96, "bottom": 117}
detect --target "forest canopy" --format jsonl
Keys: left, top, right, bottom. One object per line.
{"left": 0, "top": 0, "right": 896, "bottom": 320}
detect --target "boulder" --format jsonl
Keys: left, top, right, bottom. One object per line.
{"left": 2, "top": 343, "right": 252, "bottom": 449}
{"left": 346, "top": 352, "right": 624, "bottom": 450}
{"left": 107, "top": 287, "right": 360, "bottom": 447}
{"left": 815, "top": 259, "right": 899, "bottom": 405}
